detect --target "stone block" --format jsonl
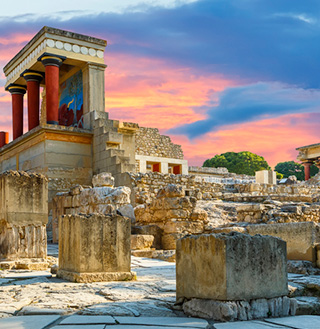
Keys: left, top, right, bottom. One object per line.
{"left": 183, "top": 296, "right": 296, "bottom": 322}
{"left": 92, "top": 172, "right": 114, "bottom": 187}
{"left": 57, "top": 213, "right": 135, "bottom": 282}
{"left": 132, "top": 225, "right": 163, "bottom": 249}
{"left": 176, "top": 232, "right": 288, "bottom": 301}
{"left": 247, "top": 222, "right": 320, "bottom": 263}
{"left": 255, "top": 170, "right": 277, "bottom": 184}
{"left": 0, "top": 171, "right": 48, "bottom": 260}
{"left": 131, "top": 235, "right": 154, "bottom": 250}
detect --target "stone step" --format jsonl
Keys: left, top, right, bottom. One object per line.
{"left": 104, "top": 155, "right": 131, "bottom": 167}
{"left": 104, "top": 149, "right": 126, "bottom": 158}
{"left": 131, "top": 249, "right": 176, "bottom": 262}
{"left": 104, "top": 131, "right": 123, "bottom": 145}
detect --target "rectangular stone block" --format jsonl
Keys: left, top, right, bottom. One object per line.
{"left": 58, "top": 213, "right": 135, "bottom": 282}
{"left": 247, "top": 222, "right": 320, "bottom": 262}
{"left": 0, "top": 171, "right": 48, "bottom": 260}
{"left": 255, "top": 170, "right": 276, "bottom": 184}
{"left": 176, "top": 232, "right": 288, "bottom": 301}
{"left": 0, "top": 171, "right": 48, "bottom": 226}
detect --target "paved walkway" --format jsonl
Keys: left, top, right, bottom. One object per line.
{"left": 1, "top": 245, "right": 320, "bottom": 328}
{"left": 1, "top": 314, "right": 320, "bottom": 328}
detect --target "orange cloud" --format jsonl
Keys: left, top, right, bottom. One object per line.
{"left": 105, "top": 52, "right": 234, "bottom": 129}
{"left": 0, "top": 33, "right": 34, "bottom": 46}
{"left": 170, "top": 113, "right": 320, "bottom": 168}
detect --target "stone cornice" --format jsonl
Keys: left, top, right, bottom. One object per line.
{"left": 3, "top": 26, "right": 107, "bottom": 88}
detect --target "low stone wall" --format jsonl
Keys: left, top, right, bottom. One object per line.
{"left": 127, "top": 172, "right": 320, "bottom": 206}
{"left": 127, "top": 172, "right": 224, "bottom": 205}
{"left": 0, "top": 171, "right": 48, "bottom": 266}
{"left": 52, "top": 185, "right": 133, "bottom": 243}
{"left": 235, "top": 203, "right": 320, "bottom": 224}
{"left": 134, "top": 184, "right": 208, "bottom": 250}
{"left": 215, "top": 222, "right": 320, "bottom": 263}
{"left": 135, "top": 127, "right": 183, "bottom": 159}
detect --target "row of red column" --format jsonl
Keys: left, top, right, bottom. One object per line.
{"left": 6, "top": 54, "right": 65, "bottom": 141}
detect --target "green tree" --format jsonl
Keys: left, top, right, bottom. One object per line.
{"left": 276, "top": 172, "right": 284, "bottom": 179}
{"left": 203, "top": 151, "right": 270, "bottom": 176}
{"left": 275, "top": 161, "right": 319, "bottom": 180}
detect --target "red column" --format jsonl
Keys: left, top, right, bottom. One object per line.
{"left": 303, "top": 162, "right": 312, "bottom": 181}
{"left": 7, "top": 85, "right": 26, "bottom": 140}
{"left": 22, "top": 71, "right": 43, "bottom": 130}
{"left": 0, "top": 132, "right": 9, "bottom": 147}
{"left": 39, "top": 54, "right": 65, "bottom": 124}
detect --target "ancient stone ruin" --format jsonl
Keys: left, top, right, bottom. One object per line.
{"left": 0, "top": 170, "right": 48, "bottom": 270}
{"left": 58, "top": 213, "right": 135, "bottom": 283}
{"left": 1, "top": 26, "right": 320, "bottom": 326}
{"left": 177, "top": 232, "right": 297, "bottom": 322}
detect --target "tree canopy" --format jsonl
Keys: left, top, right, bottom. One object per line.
{"left": 203, "top": 151, "right": 270, "bottom": 176}
{"left": 275, "top": 161, "right": 319, "bottom": 180}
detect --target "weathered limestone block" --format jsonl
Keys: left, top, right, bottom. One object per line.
{"left": 52, "top": 185, "right": 132, "bottom": 243}
{"left": 183, "top": 296, "right": 297, "bottom": 322}
{"left": 92, "top": 172, "right": 114, "bottom": 187}
{"left": 255, "top": 170, "right": 277, "bottom": 185}
{"left": 131, "top": 234, "right": 154, "bottom": 250}
{"left": 57, "top": 213, "right": 135, "bottom": 282}
{"left": 176, "top": 232, "right": 288, "bottom": 301}
{"left": 0, "top": 171, "right": 48, "bottom": 261}
{"left": 162, "top": 233, "right": 184, "bottom": 250}
{"left": 132, "top": 225, "right": 163, "bottom": 249}
{"left": 247, "top": 222, "right": 320, "bottom": 263}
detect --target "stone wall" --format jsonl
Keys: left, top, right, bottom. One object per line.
{"left": 127, "top": 172, "right": 224, "bottom": 205}
{"left": 235, "top": 202, "right": 320, "bottom": 224}
{"left": 134, "top": 184, "right": 208, "bottom": 250}
{"left": 135, "top": 127, "right": 183, "bottom": 159}
{"left": 127, "top": 172, "right": 320, "bottom": 206}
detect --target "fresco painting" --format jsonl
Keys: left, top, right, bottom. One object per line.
{"left": 59, "top": 70, "right": 83, "bottom": 128}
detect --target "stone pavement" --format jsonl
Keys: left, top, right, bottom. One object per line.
{"left": 1, "top": 314, "right": 320, "bottom": 328}
{"left": 0, "top": 244, "right": 320, "bottom": 328}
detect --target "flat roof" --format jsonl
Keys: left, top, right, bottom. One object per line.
{"left": 3, "top": 26, "right": 107, "bottom": 72}
{"left": 296, "top": 142, "right": 320, "bottom": 151}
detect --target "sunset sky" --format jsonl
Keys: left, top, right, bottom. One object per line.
{"left": 0, "top": 0, "right": 319, "bottom": 168}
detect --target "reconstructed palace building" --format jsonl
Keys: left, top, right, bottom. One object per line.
{"left": 2, "top": 26, "right": 188, "bottom": 207}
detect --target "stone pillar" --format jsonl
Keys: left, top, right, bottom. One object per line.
{"left": 0, "top": 171, "right": 48, "bottom": 270}
{"left": 22, "top": 71, "right": 43, "bottom": 130}
{"left": 39, "top": 54, "right": 65, "bottom": 124}
{"left": 0, "top": 132, "right": 9, "bottom": 147}
{"left": 82, "top": 63, "right": 107, "bottom": 129}
{"left": 303, "top": 162, "right": 312, "bottom": 181}
{"left": 57, "top": 213, "right": 135, "bottom": 282}
{"left": 7, "top": 84, "right": 26, "bottom": 140}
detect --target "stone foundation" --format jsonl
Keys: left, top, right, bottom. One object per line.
{"left": 182, "top": 296, "right": 297, "bottom": 322}
{"left": 57, "top": 213, "right": 135, "bottom": 283}
{"left": 57, "top": 269, "right": 136, "bottom": 283}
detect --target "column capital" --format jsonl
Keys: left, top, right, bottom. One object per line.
{"left": 21, "top": 70, "right": 44, "bottom": 83}
{"left": 38, "top": 53, "right": 66, "bottom": 67}
{"left": 5, "top": 84, "right": 27, "bottom": 95}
